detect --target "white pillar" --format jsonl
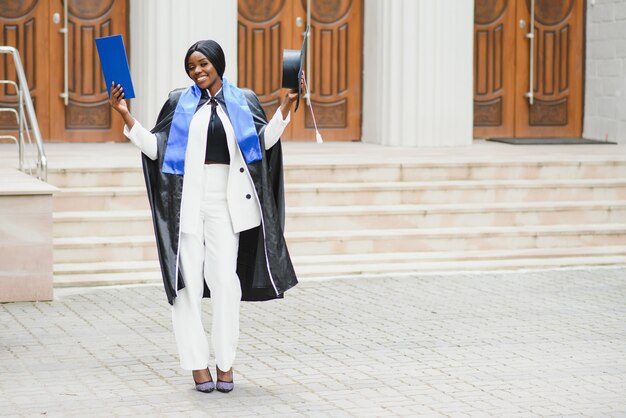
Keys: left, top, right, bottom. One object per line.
{"left": 362, "top": 0, "right": 474, "bottom": 147}
{"left": 128, "top": 0, "right": 238, "bottom": 128}
{"left": 583, "top": 0, "right": 626, "bottom": 144}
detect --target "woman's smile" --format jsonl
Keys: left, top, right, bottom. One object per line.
{"left": 187, "top": 51, "right": 221, "bottom": 93}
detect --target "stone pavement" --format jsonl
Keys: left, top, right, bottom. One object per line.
{"left": 1, "top": 268, "right": 626, "bottom": 417}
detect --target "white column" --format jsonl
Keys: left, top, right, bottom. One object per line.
{"left": 362, "top": 0, "right": 474, "bottom": 147}
{"left": 583, "top": 0, "right": 626, "bottom": 144}
{"left": 128, "top": 0, "right": 238, "bottom": 129}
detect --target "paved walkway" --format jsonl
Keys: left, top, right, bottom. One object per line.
{"left": 1, "top": 268, "right": 626, "bottom": 417}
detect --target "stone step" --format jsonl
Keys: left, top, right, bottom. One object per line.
{"left": 286, "top": 201, "right": 626, "bottom": 231}
{"left": 54, "top": 235, "right": 157, "bottom": 263}
{"left": 54, "top": 260, "right": 159, "bottom": 275}
{"left": 53, "top": 178, "right": 626, "bottom": 215}
{"left": 48, "top": 159, "right": 626, "bottom": 189}
{"left": 53, "top": 210, "right": 153, "bottom": 237}
{"left": 53, "top": 187, "right": 150, "bottom": 212}
{"left": 54, "top": 261, "right": 161, "bottom": 287}
{"left": 54, "top": 271, "right": 163, "bottom": 287}
{"left": 283, "top": 160, "right": 626, "bottom": 183}
{"left": 48, "top": 166, "right": 144, "bottom": 188}
{"left": 294, "top": 255, "right": 626, "bottom": 278}
{"left": 291, "top": 246, "right": 626, "bottom": 267}
{"left": 285, "top": 224, "right": 626, "bottom": 255}
{"left": 52, "top": 247, "right": 626, "bottom": 287}
{"left": 53, "top": 200, "right": 626, "bottom": 237}
{"left": 54, "top": 224, "right": 626, "bottom": 263}
{"left": 285, "top": 179, "right": 626, "bottom": 206}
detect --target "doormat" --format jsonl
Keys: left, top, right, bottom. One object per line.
{"left": 486, "top": 138, "right": 617, "bottom": 145}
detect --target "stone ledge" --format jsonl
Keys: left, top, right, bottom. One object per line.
{"left": 0, "top": 169, "right": 55, "bottom": 302}
{"left": 0, "top": 168, "right": 58, "bottom": 196}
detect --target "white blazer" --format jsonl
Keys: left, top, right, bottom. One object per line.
{"left": 124, "top": 93, "right": 290, "bottom": 235}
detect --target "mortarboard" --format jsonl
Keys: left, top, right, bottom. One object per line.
{"left": 282, "top": 26, "right": 309, "bottom": 112}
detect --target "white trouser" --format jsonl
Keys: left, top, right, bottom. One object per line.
{"left": 172, "top": 164, "right": 242, "bottom": 371}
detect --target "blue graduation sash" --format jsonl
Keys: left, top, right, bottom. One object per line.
{"left": 162, "top": 78, "right": 262, "bottom": 175}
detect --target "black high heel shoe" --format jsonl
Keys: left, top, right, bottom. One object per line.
{"left": 215, "top": 366, "right": 234, "bottom": 393}
{"left": 193, "top": 368, "right": 215, "bottom": 393}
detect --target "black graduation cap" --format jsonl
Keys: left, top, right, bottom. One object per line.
{"left": 282, "top": 26, "right": 309, "bottom": 112}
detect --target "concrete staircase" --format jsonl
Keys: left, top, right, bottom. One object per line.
{"left": 51, "top": 166, "right": 158, "bottom": 286}
{"left": 50, "top": 158, "right": 626, "bottom": 286}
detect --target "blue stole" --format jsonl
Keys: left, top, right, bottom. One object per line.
{"left": 162, "top": 78, "right": 262, "bottom": 175}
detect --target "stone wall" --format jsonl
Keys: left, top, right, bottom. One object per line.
{"left": 0, "top": 169, "right": 56, "bottom": 302}
{"left": 584, "top": 0, "right": 626, "bottom": 144}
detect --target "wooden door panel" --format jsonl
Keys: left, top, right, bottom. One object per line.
{"left": 237, "top": 0, "right": 293, "bottom": 134}
{"left": 65, "top": 18, "right": 111, "bottom": 129}
{"left": 296, "top": 0, "right": 362, "bottom": 141}
{"left": 474, "top": 0, "right": 584, "bottom": 139}
{"left": 0, "top": 0, "right": 50, "bottom": 139}
{"left": 49, "top": 0, "right": 128, "bottom": 141}
{"left": 515, "top": 0, "right": 583, "bottom": 137}
{"left": 238, "top": 0, "right": 362, "bottom": 141}
{"left": 473, "top": 0, "right": 516, "bottom": 138}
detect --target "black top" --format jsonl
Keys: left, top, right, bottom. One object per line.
{"left": 205, "top": 96, "right": 230, "bottom": 164}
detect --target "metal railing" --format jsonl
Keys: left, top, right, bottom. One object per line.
{"left": 0, "top": 46, "right": 47, "bottom": 182}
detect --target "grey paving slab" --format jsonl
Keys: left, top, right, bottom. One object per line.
{"left": 1, "top": 268, "right": 626, "bottom": 417}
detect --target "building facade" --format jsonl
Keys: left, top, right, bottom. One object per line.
{"left": 131, "top": 0, "right": 475, "bottom": 147}
{"left": 1, "top": 0, "right": 625, "bottom": 145}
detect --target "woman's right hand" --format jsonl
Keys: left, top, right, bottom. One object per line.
{"left": 109, "top": 82, "right": 129, "bottom": 115}
{"left": 109, "top": 82, "right": 135, "bottom": 129}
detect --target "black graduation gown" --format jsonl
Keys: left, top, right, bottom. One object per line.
{"left": 141, "top": 87, "right": 298, "bottom": 305}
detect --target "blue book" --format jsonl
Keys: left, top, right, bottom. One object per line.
{"left": 95, "top": 34, "right": 135, "bottom": 99}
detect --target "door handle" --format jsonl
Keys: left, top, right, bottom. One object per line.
{"left": 296, "top": 16, "right": 303, "bottom": 27}
{"left": 58, "top": 0, "right": 69, "bottom": 106}
{"left": 524, "top": 0, "right": 535, "bottom": 105}
{"left": 305, "top": 0, "right": 311, "bottom": 106}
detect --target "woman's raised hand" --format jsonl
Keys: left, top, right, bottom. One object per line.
{"left": 279, "top": 72, "right": 306, "bottom": 119}
{"left": 284, "top": 89, "right": 299, "bottom": 104}
{"left": 109, "top": 82, "right": 135, "bottom": 129}
{"left": 109, "top": 82, "right": 129, "bottom": 115}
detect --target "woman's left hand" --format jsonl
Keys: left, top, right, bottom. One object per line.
{"left": 283, "top": 89, "right": 299, "bottom": 105}
{"left": 279, "top": 72, "right": 306, "bottom": 119}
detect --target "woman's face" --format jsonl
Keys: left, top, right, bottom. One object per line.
{"left": 186, "top": 51, "right": 220, "bottom": 91}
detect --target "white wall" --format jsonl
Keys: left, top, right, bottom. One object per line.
{"left": 128, "top": 0, "right": 238, "bottom": 129}
{"left": 583, "top": 0, "right": 626, "bottom": 144}
{"left": 362, "top": 0, "right": 474, "bottom": 147}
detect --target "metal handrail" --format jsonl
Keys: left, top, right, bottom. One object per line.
{"left": 0, "top": 80, "right": 23, "bottom": 167}
{"left": 0, "top": 46, "right": 47, "bottom": 181}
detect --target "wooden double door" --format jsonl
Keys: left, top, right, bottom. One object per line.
{"left": 473, "top": 0, "right": 584, "bottom": 138}
{"left": 0, "top": 0, "right": 128, "bottom": 141}
{"left": 238, "top": 0, "right": 363, "bottom": 141}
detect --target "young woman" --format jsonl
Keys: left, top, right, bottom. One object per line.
{"left": 109, "top": 40, "right": 299, "bottom": 393}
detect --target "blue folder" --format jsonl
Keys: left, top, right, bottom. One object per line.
{"left": 95, "top": 34, "right": 135, "bottom": 99}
